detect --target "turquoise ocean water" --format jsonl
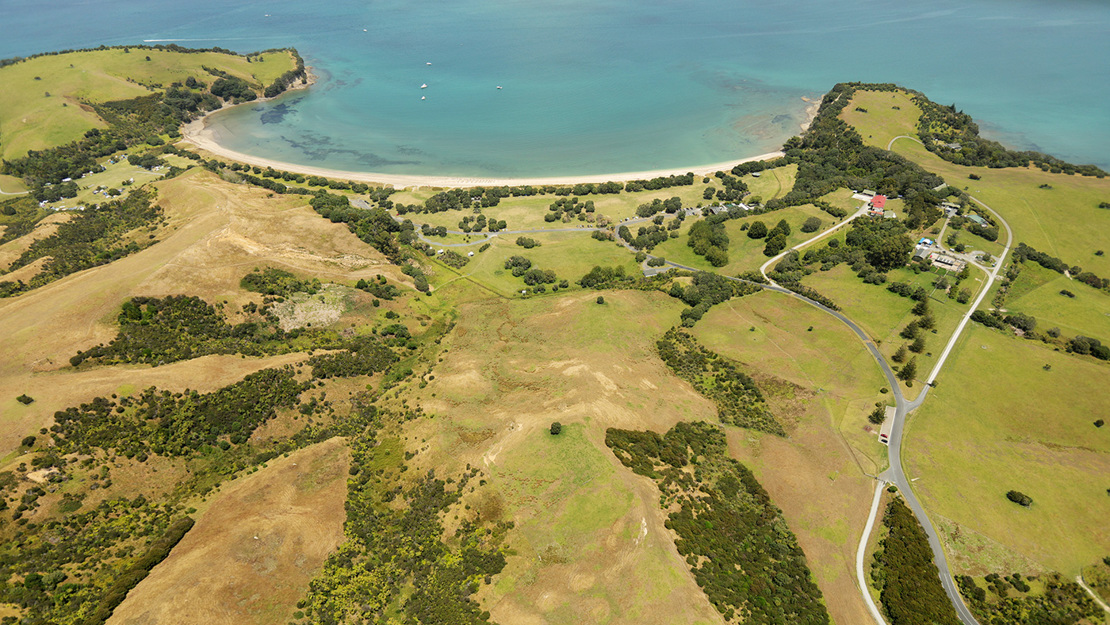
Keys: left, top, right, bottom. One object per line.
{"left": 3, "top": 0, "right": 1109, "bottom": 176}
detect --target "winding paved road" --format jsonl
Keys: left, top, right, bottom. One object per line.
{"left": 745, "top": 171, "right": 1013, "bottom": 625}
{"left": 377, "top": 174, "right": 1016, "bottom": 625}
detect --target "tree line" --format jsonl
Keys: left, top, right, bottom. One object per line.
{"left": 870, "top": 497, "right": 961, "bottom": 625}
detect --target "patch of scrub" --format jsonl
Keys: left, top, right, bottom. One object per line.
{"left": 270, "top": 283, "right": 351, "bottom": 330}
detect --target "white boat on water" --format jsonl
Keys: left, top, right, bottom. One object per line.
{"left": 421, "top": 96, "right": 426, "bottom": 100}
{"left": 421, "top": 83, "right": 428, "bottom": 89}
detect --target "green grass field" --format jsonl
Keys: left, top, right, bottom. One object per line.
{"left": 429, "top": 230, "right": 639, "bottom": 297}
{"left": 839, "top": 89, "right": 922, "bottom": 150}
{"left": 651, "top": 203, "right": 835, "bottom": 275}
{"left": 891, "top": 139, "right": 1110, "bottom": 276}
{"left": 0, "top": 48, "right": 297, "bottom": 160}
{"left": 801, "top": 263, "right": 984, "bottom": 395}
{"left": 903, "top": 325, "right": 1110, "bottom": 575}
{"left": 1005, "top": 263, "right": 1110, "bottom": 341}
{"left": 405, "top": 290, "right": 727, "bottom": 624}
{"left": 741, "top": 163, "right": 798, "bottom": 201}
{"left": 0, "top": 175, "right": 29, "bottom": 194}
{"left": 940, "top": 223, "right": 1006, "bottom": 260}
{"left": 490, "top": 422, "right": 633, "bottom": 568}
{"left": 693, "top": 290, "right": 891, "bottom": 472}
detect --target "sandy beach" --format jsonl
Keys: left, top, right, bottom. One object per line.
{"left": 181, "top": 75, "right": 806, "bottom": 190}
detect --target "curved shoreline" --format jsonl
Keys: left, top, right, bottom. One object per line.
{"left": 180, "top": 67, "right": 805, "bottom": 190}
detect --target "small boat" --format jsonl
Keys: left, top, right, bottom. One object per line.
{"left": 421, "top": 96, "right": 426, "bottom": 100}
{"left": 363, "top": 28, "right": 367, "bottom": 32}
{"left": 421, "top": 83, "right": 427, "bottom": 89}
{"left": 496, "top": 85, "right": 502, "bottom": 90}
{"left": 426, "top": 62, "right": 432, "bottom": 66}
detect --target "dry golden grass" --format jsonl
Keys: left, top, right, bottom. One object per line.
{"left": 0, "top": 168, "right": 401, "bottom": 454}
{"left": 0, "top": 213, "right": 69, "bottom": 270}
{"left": 405, "top": 290, "right": 726, "bottom": 625}
{"left": 107, "top": 438, "right": 349, "bottom": 625}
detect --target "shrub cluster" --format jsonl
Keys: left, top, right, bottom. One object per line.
{"left": 0, "top": 190, "right": 162, "bottom": 298}
{"left": 656, "top": 329, "right": 784, "bottom": 435}
{"left": 956, "top": 572, "right": 1102, "bottom": 624}
{"left": 49, "top": 366, "right": 310, "bottom": 456}
{"left": 915, "top": 96, "right": 1107, "bottom": 176}
{"left": 605, "top": 422, "right": 829, "bottom": 624}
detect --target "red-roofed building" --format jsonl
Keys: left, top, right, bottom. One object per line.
{"left": 868, "top": 194, "right": 887, "bottom": 216}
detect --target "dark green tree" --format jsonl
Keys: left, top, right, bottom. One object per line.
{"left": 892, "top": 345, "right": 908, "bottom": 363}
{"left": 909, "top": 335, "right": 926, "bottom": 353}
{"left": 763, "top": 233, "right": 787, "bottom": 256}
{"left": 747, "top": 221, "right": 768, "bottom": 239}
{"left": 898, "top": 357, "right": 917, "bottom": 383}
{"left": 868, "top": 406, "right": 886, "bottom": 425}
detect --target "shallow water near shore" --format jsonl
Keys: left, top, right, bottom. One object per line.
{"left": 5, "top": 0, "right": 1109, "bottom": 175}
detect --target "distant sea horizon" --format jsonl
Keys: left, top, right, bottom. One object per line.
{"left": 4, "top": 0, "right": 1109, "bottom": 176}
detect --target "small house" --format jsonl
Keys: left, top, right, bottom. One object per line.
{"left": 967, "top": 214, "right": 987, "bottom": 226}
{"left": 868, "top": 194, "right": 887, "bottom": 216}
{"left": 941, "top": 202, "right": 960, "bottom": 217}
